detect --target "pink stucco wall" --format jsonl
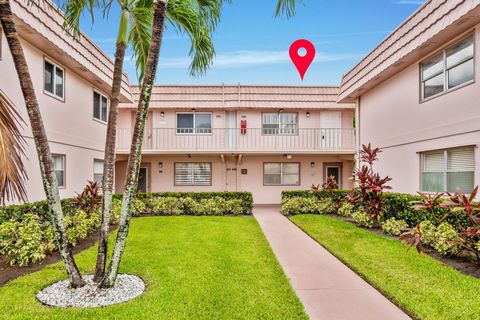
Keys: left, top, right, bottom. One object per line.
{"left": 357, "top": 26, "right": 480, "bottom": 194}
{"left": 1, "top": 33, "right": 107, "bottom": 202}
{"left": 114, "top": 154, "right": 354, "bottom": 204}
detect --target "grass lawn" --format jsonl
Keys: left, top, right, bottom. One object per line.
{"left": 291, "top": 214, "right": 480, "bottom": 320}
{"left": 0, "top": 216, "right": 307, "bottom": 320}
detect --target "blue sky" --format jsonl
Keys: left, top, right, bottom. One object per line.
{"left": 77, "top": 0, "right": 426, "bottom": 85}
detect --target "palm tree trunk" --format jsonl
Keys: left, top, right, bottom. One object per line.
{"left": 0, "top": 0, "right": 84, "bottom": 287}
{"left": 101, "top": 0, "right": 167, "bottom": 288}
{"left": 93, "top": 41, "right": 127, "bottom": 283}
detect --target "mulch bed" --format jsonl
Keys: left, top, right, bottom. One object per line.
{"left": 333, "top": 215, "right": 480, "bottom": 278}
{"left": 0, "top": 226, "right": 116, "bottom": 287}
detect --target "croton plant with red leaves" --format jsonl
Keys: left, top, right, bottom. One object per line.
{"left": 401, "top": 188, "right": 480, "bottom": 259}
{"left": 349, "top": 143, "right": 392, "bottom": 222}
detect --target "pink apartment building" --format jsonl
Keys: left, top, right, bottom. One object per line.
{"left": 114, "top": 85, "right": 356, "bottom": 203}
{"left": 339, "top": 0, "right": 480, "bottom": 196}
{"left": 7, "top": 0, "right": 480, "bottom": 205}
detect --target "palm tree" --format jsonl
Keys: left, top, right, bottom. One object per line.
{"left": 0, "top": 90, "right": 27, "bottom": 205}
{"left": 0, "top": 0, "right": 85, "bottom": 287}
{"left": 63, "top": 0, "right": 154, "bottom": 283}
{"left": 101, "top": 0, "right": 222, "bottom": 287}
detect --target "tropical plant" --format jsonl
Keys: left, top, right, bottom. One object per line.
{"left": 352, "top": 209, "right": 373, "bottom": 228}
{"left": 441, "top": 187, "right": 480, "bottom": 259}
{"left": 0, "top": 90, "right": 27, "bottom": 205}
{"left": 0, "top": 0, "right": 84, "bottom": 287}
{"left": 74, "top": 181, "right": 102, "bottom": 214}
{"left": 351, "top": 143, "right": 392, "bottom": 222}
{"left": 62, "top": 0, "right": 154, "bottom": 282}
{"left": 381, "top": 218, "right": 407, "bottom": 236}
{"left": 338, "top": 202, "right": 353, "bottom": 217}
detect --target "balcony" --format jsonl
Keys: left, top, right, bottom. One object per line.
{"left": 116, "top": 128, "right": 355, "bottom": 154}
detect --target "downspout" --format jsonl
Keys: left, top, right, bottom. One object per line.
{"left": 355, "top": 97, "right": 361, "bottom": 171}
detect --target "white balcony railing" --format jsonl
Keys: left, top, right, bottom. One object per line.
{"left": 116, "top": 128, "right": 355, "bottom": 153}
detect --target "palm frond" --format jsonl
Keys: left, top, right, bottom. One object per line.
{"left": 275, "top": 0, "right": 301, "bottom": 18}
{"left": 0, "top": 91, "right": 28, "bottom": 205}
{"left": 128, "top": 0, "right": 153, "bottom": 81}
{"left": 166, "top": 0, "right": 216, "bottom": 76}
{"left": 62, "top": 0, "right": 100, "bottom": 37}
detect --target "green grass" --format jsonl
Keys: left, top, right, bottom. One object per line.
{"left": 291, "top": 214, "right": 480, "bottom": 320}
{"left": 0, "top": 216, "right": 307, "bottom": 320}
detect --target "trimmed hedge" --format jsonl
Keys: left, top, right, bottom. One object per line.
{"left": 281, "top": 190, "right": 473, "bottom": 230}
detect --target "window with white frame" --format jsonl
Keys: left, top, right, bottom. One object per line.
{"left": 175, "top": 163, "right": 211, "bottom": 185}
{"left": 176, "top": 113, "right": 212, "bottom": 134}
{"left": 421, "top": 147, "right": 475, "bottom": 193}
{"left": 44, "top": 59, "right": 64, "bottom": 100}
{"left": 93, "top": 159, "right": 104, "bottom": 186}
{"left": 421, "top": 35, "right": 474, "bottom": 100}
{"left": 264, "top": 163, "right": 300, "bottom": 186}
{"left": 93, "top": 91, "right": 108, "bottom": 122}
{"left": 52, "top": 154, "right": 65, "bottom": 187}
{"left": 262, "top": 113, "right": 298, "bottom": 135}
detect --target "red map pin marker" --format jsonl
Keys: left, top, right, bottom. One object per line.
{"left": 289, "top": 39, "right": 316, "bottom": 80}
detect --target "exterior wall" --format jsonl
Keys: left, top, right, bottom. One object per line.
{"left": 1, "top": 33, "right": 107, "bottom": 201}
{"left": 358, "top": 26, "right": 480, "bottom": 194}
{"left": 114, "top": 154, "right": 354, "bottom": 204}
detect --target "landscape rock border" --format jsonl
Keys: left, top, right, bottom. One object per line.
{"left": 36, "top": 274, "right": 146, "bottom": 308}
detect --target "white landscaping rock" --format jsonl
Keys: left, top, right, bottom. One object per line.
{"left": 36, "top": 274, "right": 145, "bottom": 308}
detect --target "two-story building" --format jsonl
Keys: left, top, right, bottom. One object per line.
{"left": 339, "top": 0, "right": 480, "bottom": 195}
{"left": 1, "top": 0, "right": 131, "bottom": 201}
{"left": 114, "top": 85, "right": 355, "bottom": 203}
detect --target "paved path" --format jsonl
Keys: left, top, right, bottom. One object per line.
{"left": 254, "top": 205, "right": 410, "bottom": 320}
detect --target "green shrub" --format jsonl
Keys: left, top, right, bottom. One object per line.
{"left": 381, "top": 218, "right": 407, "bottom": 236}
{"left": 150, "top": 197, "right": 184, "bottom": 216}
{"left": 137, "top": 191, "right": 253, "bottom": 215}
{"left": 131, "top": 199, "right": 147, "bottom": 216}
{"left": 338, "top": 202, "right": 354, "bottom": 217}
{"left": 433, "top": 222, "right": 461, "bottom": 256}
{"left": 195, "top": 197, "right": 226, "bottom": 216}
{"left": 227, "top": 199, "right": 244, "bottom": 216}
{"left": 281, "top": 197, "right": 322, "bottom": 216}
{"left": 352, "top": 210, "right": 374, "bottom": 228}
{"left": 0, "top": 214, "right": 47, "bottom": 266}
{"left": 110, "top": 198, "right": 122, "bottom": 223}
{"left": 65, "top": 210, "right": 99, "bottom": 246}
{"left": 419, "top": 220, "right": 436, "bottom": 246}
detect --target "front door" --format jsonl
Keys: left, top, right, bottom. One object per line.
{"left": 137, "top": 167, "right": 148, "bottom": 193}
{"left": 225, "top": 158, "right": 237, "bottom": 191}
{"left": 320, "top": 111, "right": 342, "bottom": 148}
{"left": 325, "top": 165, "right": 341, "bottom": 187}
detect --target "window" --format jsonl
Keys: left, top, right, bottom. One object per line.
{"left": 44, "top": 60, "right": 64, "bottom": 100}
{"left": 175, "top": 163, "right": 211, "bottom": 185}
{"left": 93, "top": 159, "right": 104, "bottom": 186}
{"left": 93, "top": 91, "right": 108, "bottom": 122}
{"left": 264, "top": 163, "right": 300, "bottom": 186}
{"left": 262, "top": 113, "right": 298, "bottom": 135}
{"left": 52, "top": 154, "right": 65, "bottom": 187}
{"left": 421, "top": 35, "right": 474, "bottom": 100}
{"left": 421, "top": 147, "right": 475, "bottom": 193}
{"left": 176, "top": 113, "right": 212, "bottom": 134}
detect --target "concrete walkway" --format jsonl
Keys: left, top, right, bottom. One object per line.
{"left": 254, "top": 205, "right": 410, "bottom": 320}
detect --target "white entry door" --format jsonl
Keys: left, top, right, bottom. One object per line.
{"left": 225, "top": 111, "right": 236, "bottom": 150}
{"left": 320, "top": 111, "right": 342, "bottom": 148}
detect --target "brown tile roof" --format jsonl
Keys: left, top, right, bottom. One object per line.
{"left": 123, "top": 85, "right": 354, "bottom": 109}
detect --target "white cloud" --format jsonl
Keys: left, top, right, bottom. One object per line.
{"left": 157, "top": 50, "right": 364, "bottom": 69}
